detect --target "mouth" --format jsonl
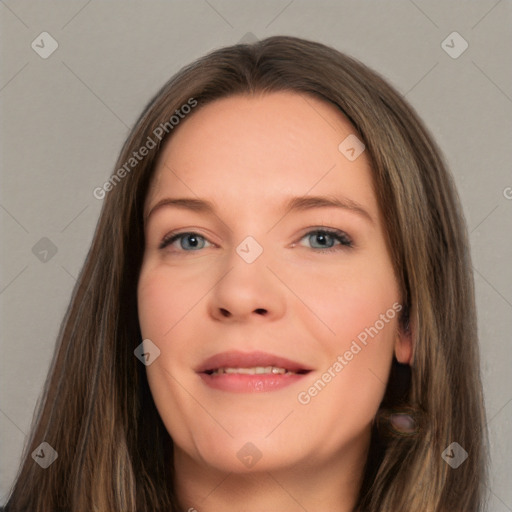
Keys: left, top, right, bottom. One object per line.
{"left": 196, "top": 350, "right": 313, "bottom": 393}
{"left": 205, "top": 366, "right": 309, "bottom": 376}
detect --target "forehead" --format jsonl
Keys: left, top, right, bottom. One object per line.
{"left": 145, "top": 91, "right": 377, "bottom": 221}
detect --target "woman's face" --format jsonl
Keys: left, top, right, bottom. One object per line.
{"left": 137, "top": 91, "right": 411, "bottom": 475}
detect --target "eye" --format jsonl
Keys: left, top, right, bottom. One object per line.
{"left": 159, "top": 231, "right": 212, "bottom": 251}
{"left": 158, "top": 228, "right": 353, "bottom": 254}
{"left": 297, "top": 228, "right": 353, "bottom": 253}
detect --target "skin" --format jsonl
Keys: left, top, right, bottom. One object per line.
{"left": 137, "top": 92, "right": 412, "bottom": 511}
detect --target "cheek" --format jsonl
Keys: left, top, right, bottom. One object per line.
{"left": 291, "top": 255, "right": 399, "bottom": 410}
{"left": 137, "top": 263, "right": 210, "bottom": 388}
{"left": 297, "top": 314, "right": 396, "bottom": 445}
{"left": 138, "top": 273, "right": 170, "bottom": 339}
{"left": 137, "top": 266, "right": 198, "bottom": 343}
{"left": 292, "top": 257, "right": 400, "bottom": 347}
{"left": 137, "top": 267, "right": 202, "bottom": 445}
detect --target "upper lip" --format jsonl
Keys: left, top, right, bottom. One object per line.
{"left": 196, "top": 350, "right": 312, "bottom": 374}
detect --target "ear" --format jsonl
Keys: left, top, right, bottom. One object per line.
{"left": 394, "top": 325, "right": 413, "bottom": 365}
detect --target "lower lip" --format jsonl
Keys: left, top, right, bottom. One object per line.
{"left": 199, "top": 372, "right": 309, "bottom": 392}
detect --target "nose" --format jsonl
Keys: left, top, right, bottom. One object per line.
{"left": 207, "top": 249, "right": 286, "bottom": 323}
{"left": 218, "top": 306, "right": 268, "bottom": 318}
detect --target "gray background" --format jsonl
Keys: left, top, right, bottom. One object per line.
{"left": 1, "top": 1, "right": 511, "bottom": 509}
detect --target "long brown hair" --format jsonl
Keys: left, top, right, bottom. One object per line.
{"left": 4, "top": 35, "right": 488, "bottom": 511}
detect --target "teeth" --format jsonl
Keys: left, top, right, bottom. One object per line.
{"left": 210, "top": 366, "right": 295, "bottom": 376}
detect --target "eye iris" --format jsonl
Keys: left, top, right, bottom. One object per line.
{"left": 182, "top": 234, "right": 202, "bottom": 250}
{"left": 312, "top": 232, "right": 333, "bottom": 248}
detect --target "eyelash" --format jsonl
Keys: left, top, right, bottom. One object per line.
{"left": 158, "top": 228, "right": 353, "bottom": 254}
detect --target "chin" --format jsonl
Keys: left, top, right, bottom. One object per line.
{"left": 181, "top": 433, "right": 305, "bottom": 474}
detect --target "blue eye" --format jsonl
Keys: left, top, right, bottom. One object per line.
{"left": 158, "top": 228, "right": 353, "bottom": 253}
{"left": 299, "top": 229, "right": 353, "bottom": 253}
{"left": 159, "top": 232, "right": 210, "bottom": 251}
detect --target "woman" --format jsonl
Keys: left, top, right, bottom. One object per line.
{"left": 4, "top": 35, "right": 488, "bottom": 511}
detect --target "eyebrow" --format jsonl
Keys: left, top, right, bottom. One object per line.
{"left": 145, "top": 194, "right": 374, "bottom": 225}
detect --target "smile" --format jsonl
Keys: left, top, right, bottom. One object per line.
{"left": 206, "top": 366, "right": 303, "bottom": 375}
{"left": 197, "top": 351, "right": 312, "bottom": 392}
